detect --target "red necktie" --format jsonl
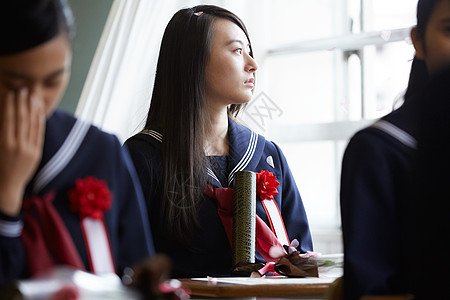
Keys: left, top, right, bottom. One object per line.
{"left": 21, "top": 191, "right": 85, "bottom": 277}
{"left": 204, "top": 184, "right": 285, "bottom": 262}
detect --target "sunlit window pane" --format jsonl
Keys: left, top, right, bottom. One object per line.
{"left": 362, "top": 41, "right": 415, "bottom": 119}
{"left": 279, "top": 141, "right": 342, "bottom": 229}
{"left": 264, "top": 51, "right": 338, "bottom": 125}
{"left": 269, "top": 0, "right": 344, "bottom": 44}
{"left": 257, "top": 0, "right": 418, "bottom": 239}
{"left": 347, "top": 53, "right": 362, "bottom": 120}
{"left": 363, "top": 0, "right": 417, "bottom": 31}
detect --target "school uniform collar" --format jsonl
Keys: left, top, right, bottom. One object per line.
{"left": 224, "top": 117, "right": 265, "bottom": 187}
{"left": 27, "top": 110, "right": 91, "bottom": 195}
{"left": 139, "top": 118, "right": 266, "bottom": 188}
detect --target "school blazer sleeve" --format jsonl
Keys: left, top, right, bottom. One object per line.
{"left": 0, "top": 212, "right": 26, "bottom": 285}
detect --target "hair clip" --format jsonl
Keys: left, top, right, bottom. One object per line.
{"left": 194, "top": 11, "right": 203, "bottom": 16}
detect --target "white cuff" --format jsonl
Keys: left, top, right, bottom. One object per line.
{"left": 0, "top": 219, "right": 23, "bottom": 237}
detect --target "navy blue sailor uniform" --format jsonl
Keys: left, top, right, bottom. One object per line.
{"left": 340, "top": 96, "right": 420, "bottom": 299}
{"left": 125, "top": 117, "right": 313, "bottom": 278}
{"left": 0, "top": 109, "right": 155, "bottom": 285}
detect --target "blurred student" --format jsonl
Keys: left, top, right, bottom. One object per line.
{"left": 0, "top": 0, "right": 154, "bottom": 286}
{"left": 405, "top": 65, "right": 450, "bottom": 299}
{"left": 340, "top": 0, "right": 450, "bottom": 298}
{"left": 405, "top": 0, "right": 450, "bottom": 296}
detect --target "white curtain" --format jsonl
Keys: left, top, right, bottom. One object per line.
{"left": 75, "top": 0, "right": 269, "bottom": 142}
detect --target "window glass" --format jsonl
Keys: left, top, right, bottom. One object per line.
{"left": 269, "top": 0, "right": 344, "bottom": 44}
{"left": 263, "top": 51, "right": 338, "bottom": 125}
{"left": 279, "top": 141, "right": 342, "bottom": 229}
{"left": 362, "top": 41, "right": 415, "bottom": 119}
{"left": 363, "top": 0, "right": 417, "bottom": 31}
{"left": 257, "top": 0, "right": 418, "bottom": 234}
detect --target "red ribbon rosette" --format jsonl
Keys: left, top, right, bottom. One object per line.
{"left": 255, "top": 170, "right": 280, "bottom": 201}
{"left": 68, "top": 176, "right": 115, "bottom": 274}
{"left": 255, "top": 170, "right": 290, "bottom": 249}
{"left": 69, "top": 176, "right": 112, "bottom": 219}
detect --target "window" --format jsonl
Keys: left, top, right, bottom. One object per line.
{"left": 237, "top": 0, "right": 417, "bottom": 252}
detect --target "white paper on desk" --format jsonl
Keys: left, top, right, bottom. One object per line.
{"left": 17, "top": 266, "right": 140, "bottom": 300}
{"left": 192, "top": 253, "right": 344, "bottom": 286}
{"left": 191, "top": 276, "right": 336, "bottom": 286}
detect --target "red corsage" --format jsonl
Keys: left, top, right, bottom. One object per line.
{"left": 69, "top": 177, "right": 112, "bottom": 219}
{"left": 255, "top": 170, "right": 280, "bottom": 201}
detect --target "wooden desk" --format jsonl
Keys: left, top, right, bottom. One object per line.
{"left": 181, "top": 276, "right": 337, "bottom": 299}
{"left": 181, "top": 254, "right": 343, "bottom": 299}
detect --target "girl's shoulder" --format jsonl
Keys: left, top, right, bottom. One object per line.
{"left": 126, "top": 129, "right": 162, "bottom": 147}
{"left": 124, "top": 130, "right": 163, "bottom": 161}
{"left": 49, "top": 109, "right": 120, "bottom": 146}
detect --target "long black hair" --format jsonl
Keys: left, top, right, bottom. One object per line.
{"left": 144, "top": 5, "right": 254, "bottom": 238}
{"left": 403, "top": 57, "right": 428, "bottom": 104}
{"left": 0, "top": 0, "right": 74, "bottom": 55}
{"left": 416, "top": 0, "right": 441, "bottom": 39}
{"left": 403, "top": 0, "right": 442, "bottom": 103}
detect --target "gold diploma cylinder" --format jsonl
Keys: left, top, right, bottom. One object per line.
{"left": 232, "top": 170, "right": 256, "bottom": 266}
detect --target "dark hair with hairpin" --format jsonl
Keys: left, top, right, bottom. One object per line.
{"left": 144, "top": 5, "right": 254, "bottom": 238}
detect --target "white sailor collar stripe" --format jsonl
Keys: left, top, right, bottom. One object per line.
{"left": 226, "top": 117, "right": 265, "bottom": 187}
{"left": 207, "top": 167, "right": 221, "bottom": 186}
{"left": 227, "top": 130, "right": 257, "bottom": 186}
{"left": 33, "top": 119, "right": 91, "bottom": 194}
{"left": 371, "top": 120, "right": 417, "bottom": 149}
{"left": 139, "top": 119, "right": 265, "bottom": 188}
{"left": 141, "top": 129, "right": 223, "bottom": 186}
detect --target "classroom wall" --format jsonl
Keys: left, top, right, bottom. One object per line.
{"left": 59, "top": 0, "right": 113, "bottom": 114}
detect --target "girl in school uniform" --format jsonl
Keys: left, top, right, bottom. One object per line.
{"left": 405, "top": 0, "right": 450, "bottom": 297}
{"left": 406, "top": 68, "right": 450, "bottom": 300}
{"left": 340, "top": 0, "right": 450, "bottom": 298}
{"left": 125, "top": 5, "right": 313, "bottom": 278}
{"left": 0, "top": 0, "right": 155, "bottom": 287}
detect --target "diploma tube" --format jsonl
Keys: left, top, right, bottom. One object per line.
{"left": 232, "top": 170, "right": 256, "bottom": 266}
